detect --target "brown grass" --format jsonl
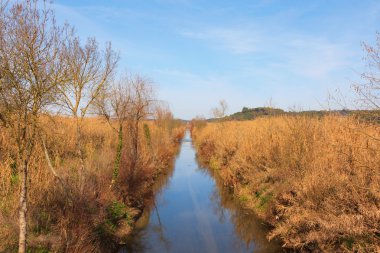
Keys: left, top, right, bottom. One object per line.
{"left": 0, "top": 116, "right": 184, "bottom": 252}
{"left": 192, "top": 115, "right": 380, "bottom": 252}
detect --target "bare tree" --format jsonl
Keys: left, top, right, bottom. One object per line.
{"left": 212, "top": 99, "right": 228, "bottom": 119}
{"left": 153, "top": 103, "right": 174, "bottom": 150}
{"left": 96, "top": 73, "right": 155, "bottom": 184}
{"left": 0, "top": 1, "right": 8, "bottom": 127}
{"left": 0, "top": 1, "right": 67, "bottom": 252}
{"left": 96, "top": 74, "right": 132, "bottom": 185}
{"left": 353, "top": 33, "right": 380, "bottom": 109}
{"left": 56, "top": 35, "right": 118, "bottom": 190}
{"left": 154, "top": 102, "right": 173, "bottom": 130}
{"left": 127, "top": 75, "right": 154, "bottom": 177}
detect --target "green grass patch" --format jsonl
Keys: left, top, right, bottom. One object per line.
{"left": 255, "top": 191, "right": 273, "bottom": 211}
{"left": 238, "top": 194, "right": 249, "bottom": 203}
{"left": 27, "top": 246, "right": 51, "bottom": 253}
{"left": 107, "top": 201, "right": 129, "bottom": 221}
{"left": 32, "top": 211, "right": 51, "bottom": 235}
{"left": 101, "top": 201, "right": 133, "bottom": 233}
{"left": 96, "top": 201, "right": 133, "bottom": 238}
{"left": 209, "top": 157, "right": 220, "bottom": 171}
{"left": 343, "top": 237, "right": 355, "bottom": 250}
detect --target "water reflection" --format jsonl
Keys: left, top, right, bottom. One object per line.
{"left": 119, "top": 131, "right": 282, "bottom": 253}
{"left": 206, "top": 169, "right": 282, "bottom": 253}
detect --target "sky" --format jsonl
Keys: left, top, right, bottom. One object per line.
{"left": 53, "top": 0, "right": 380, "bottom": 120}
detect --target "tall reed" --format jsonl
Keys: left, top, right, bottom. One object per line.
{"left": 192, "top": 115, "right": 380, "bottom": 252}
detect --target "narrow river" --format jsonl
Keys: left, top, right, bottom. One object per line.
{"left": 120, "top": 131, "right": 282, "bottom": 253}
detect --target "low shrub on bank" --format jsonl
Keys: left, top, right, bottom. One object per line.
{"left": 192, "top": 115, "right": 380, "bottom": 252}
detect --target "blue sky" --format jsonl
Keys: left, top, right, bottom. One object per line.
{"left": 54, "top": 0, "right": 380, "bottom": 119}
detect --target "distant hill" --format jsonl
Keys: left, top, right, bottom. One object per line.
{"left": 227, "top": 107, "right": 286, "bottom": 120}
{"left": 208, "top": 107, "right": 380, "bottom": 123}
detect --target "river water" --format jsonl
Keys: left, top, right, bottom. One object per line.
{"left": 120, "top": 131, "right": 282, "bottom": 253}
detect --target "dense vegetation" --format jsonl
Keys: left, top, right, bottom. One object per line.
{"left": 0, "top": 117, "right": 184, "bottom": 252}
{"left": 192, "top": 115, "right": 380, "bottom": 252}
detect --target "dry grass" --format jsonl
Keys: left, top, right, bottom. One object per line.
{"left": 0, "top": 116, "right": 184, "bottom": 252}
{"left": 192, "top": 115, "right": 380, "bottom": 252}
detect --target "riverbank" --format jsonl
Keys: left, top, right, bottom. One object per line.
{"left": 121, "top": 131, "right": 281, "bottom": 253}
{"left": 191, "top": 115, "right": 380, "bottom": 252}
{"left": 0, "top": 117, "right": 185, "bottom": 252}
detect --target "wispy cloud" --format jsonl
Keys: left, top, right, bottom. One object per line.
{"left": 154, "top": 0, "right": 194, "bottom": 6}
{"left": 283, "top": 38, "right": 354, "bottom": 78}
{"left": 53, "top": 3, "right": 112, "bottom": 43}
{"left": 181, "top": 25, "right": 355, "bottom": 79}
{"left": 181, "top": 28, "right": 260, "bottom": 54}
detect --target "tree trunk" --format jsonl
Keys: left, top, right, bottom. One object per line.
{"left": 41, "top": 136, "right": 69, "bottom": 195}
{"left": 132, "top": 119, "right": 139, "bottom": 178}
{"left": 112, "top": 124, "right": 123, "bottom": 185}
{"left": 18, "top": 161, "right": 28, "bottom": 253}
{"left": 75, "top": 117, "right": 85, "bottom": 193}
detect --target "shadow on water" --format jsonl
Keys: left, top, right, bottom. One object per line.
{"left": 202, "top": 167, "right": 284, "bottom": 253}
{"left": 118, "top": 131, "right": 283, "bottom": 253}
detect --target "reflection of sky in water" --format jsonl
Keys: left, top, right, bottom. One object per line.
{"left": 121, "top": 132, "right": 281, "bottom": 253}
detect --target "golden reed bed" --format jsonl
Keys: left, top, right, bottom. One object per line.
{"left": 192, "top": 115, "right": 380, "bottom": 252}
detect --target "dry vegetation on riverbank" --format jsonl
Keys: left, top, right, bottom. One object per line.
{"left": 192, "top": 115, "right": 380, "bottom": 252}
{"left": 0, "top": 1, "right": 185, "bottom": 252}
{"left": 0, "top": 117, "right": 184, "bottom": 252}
